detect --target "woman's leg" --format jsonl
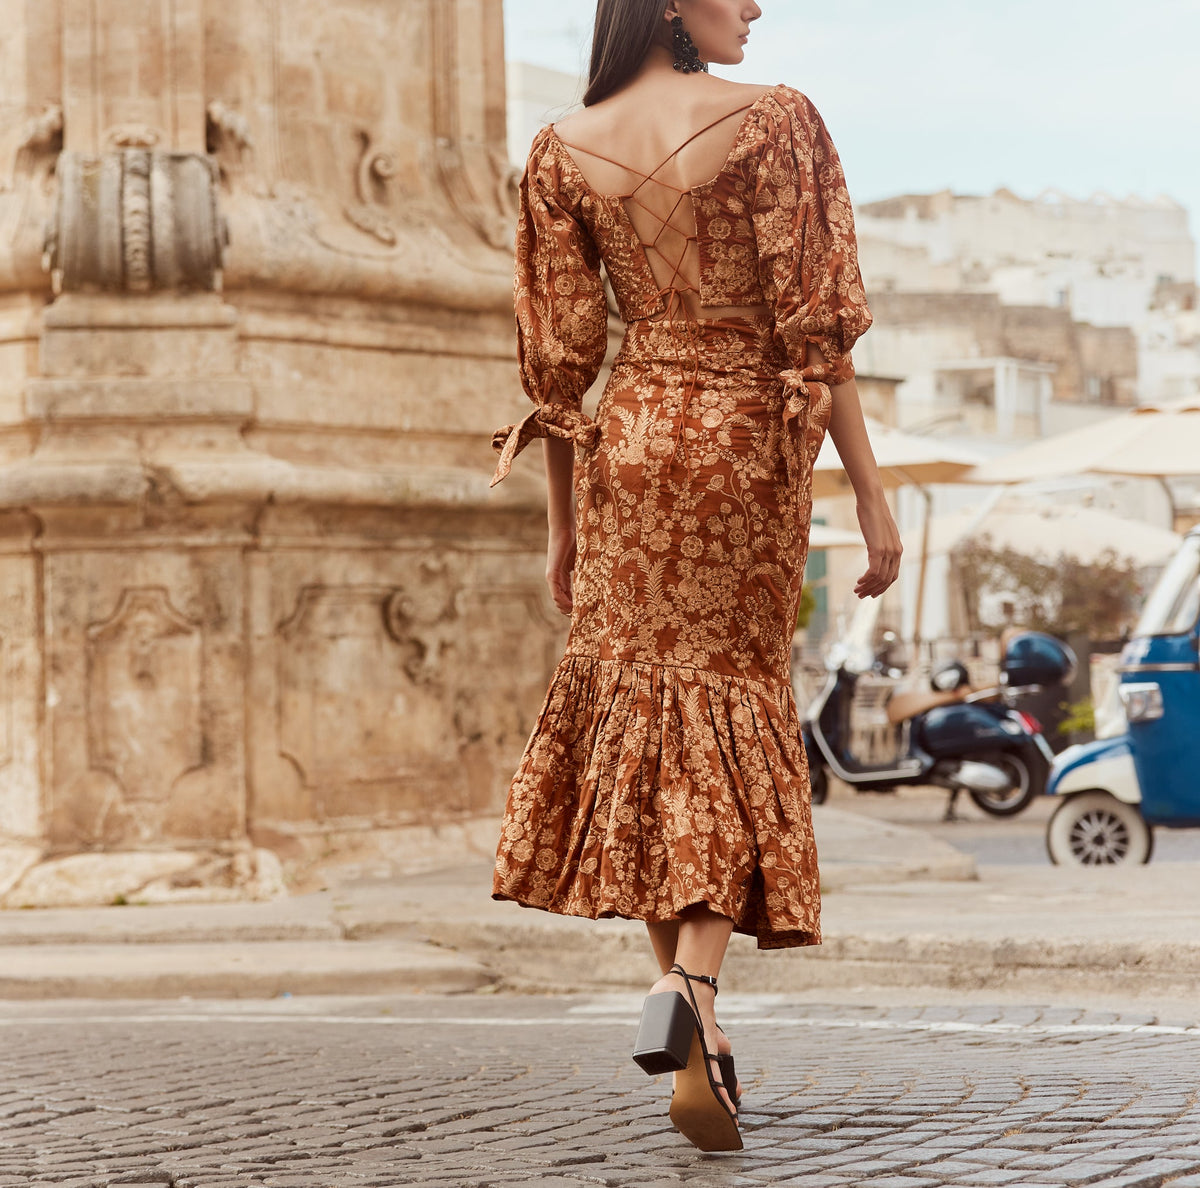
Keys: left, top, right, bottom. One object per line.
{"left": 646, "top": 919, "right": 679, "bottom": 974}
{"left": 645, "top": 904, "right": 737, "bottom": 1111}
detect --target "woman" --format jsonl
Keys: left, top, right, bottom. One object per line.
{"left": 490, "top": 0, "right": 901, "bottom": 1152}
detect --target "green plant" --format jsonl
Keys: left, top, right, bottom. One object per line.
{"left": 796, "top": 584, "right": 818, "bottom": 631}
{"left": 1057, "top": 697, "right": 1095, "bottom": 736}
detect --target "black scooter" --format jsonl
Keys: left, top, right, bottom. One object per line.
{"left": 802, "top": 632, "right": 1073, "bottom": 819}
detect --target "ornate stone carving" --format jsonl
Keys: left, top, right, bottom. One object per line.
{"left": 206, "top": 101, "right": 254, "bottom": 155}
{"left": 429, "top": 0, "right": 519, "bottom": 251}
{"left": 105, "top": 125, "right": 162, "bottom": 150}
{"left": 206, "top": 101, "right": 255, "bottom": 185}
{"left": 276, "top": 582, "right": 459, "bottom": 796}
{"left": 343, "top": 130, "right": 398, "bottom": 245}
{"left": 382, "top": 560, "right": 459, "bottom": 683}
{"left": 12, "top": 104, "right": 63, "bottom": 186}
{"left": 122, "top": 153, "right": 154, "bottom": 291}
{"left": 85, "top": 588, "right": 204, "bottom": 804}
{"left": 46, "top": 151, "right": 226, "bottom": 292}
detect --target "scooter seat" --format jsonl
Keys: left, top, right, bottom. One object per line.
{"left": 886, "top": 687, "right": 967, "bottom": 726}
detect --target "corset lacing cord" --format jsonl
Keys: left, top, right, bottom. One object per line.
{"left": 654, "top": 287, "right": 703, "bottom": 475}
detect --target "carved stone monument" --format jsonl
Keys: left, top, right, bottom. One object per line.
{"left": 0, "top": 0, "right": 555, "bottom": 904}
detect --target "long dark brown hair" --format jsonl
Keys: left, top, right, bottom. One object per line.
{"left": 583, "top": 0, "right": 669, "bottom": 107}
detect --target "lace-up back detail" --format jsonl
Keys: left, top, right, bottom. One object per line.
{"left": 552, "top": 101, "right": 765, "bottom": 321}
{"left": 537, "top": 87, "right": 799, "bottom": 325}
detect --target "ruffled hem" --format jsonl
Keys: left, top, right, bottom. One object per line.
{"left": 492, "top": 653, "right": 821, "bottom": 950}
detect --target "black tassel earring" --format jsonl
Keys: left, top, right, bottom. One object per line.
{"left": 671, "top": 15, "right": 708, "bottom": 74}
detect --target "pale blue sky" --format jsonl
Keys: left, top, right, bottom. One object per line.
{"left": 503, "top": 0, "right": 1200, "bottom": 250}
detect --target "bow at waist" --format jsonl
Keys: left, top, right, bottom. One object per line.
{"left": 491, "top": 403, "right": 600, "bottom": 487}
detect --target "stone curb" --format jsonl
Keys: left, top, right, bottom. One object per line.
{"left": 415, "top": 914, "right": 1200, "bottom": 999}
{"left": 0, "top": 940, "right": 492, "bottom": 999}
{"left": 0, "top": 913, "right": 1194, "bottom": 1000}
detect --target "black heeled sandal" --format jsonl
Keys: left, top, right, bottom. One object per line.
{"left": 632, "top": 963, "right": 742, "bottom": 1152}
{"left": 716, "top": 1032, "right": 741, "bottom": 1105}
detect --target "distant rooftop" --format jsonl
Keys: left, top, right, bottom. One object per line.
{"left": 861, "top": 188, "right": 1187, "bottom": 220}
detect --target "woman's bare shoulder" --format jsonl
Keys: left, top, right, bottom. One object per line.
{"left": 555, "top": 79, "right": 780, "bottom": 138}
{"left": 725, "top": 80, "right": 782, "bottom": 105}
{"left": 550, "top": 105, "right": 599, "bottom": 141}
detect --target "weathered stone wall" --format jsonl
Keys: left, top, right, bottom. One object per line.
{"left": 866, "top": 292, "right": 1137, "bottom": 407}
{"left": 1077, "top": 324, "right": 1141, "bottom": 406}
{"left": 0, "top": 0, "right": 555, "bottom": 903}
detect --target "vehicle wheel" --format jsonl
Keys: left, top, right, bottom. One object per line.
{"left": 809, "top": 759, "right": 828, "bottom": 805}
{"left": 967, "top": 750, "right": 1045, "bottom": 817}
{"left": 1046, "top": 791, "right": 1153, "bottom": 866}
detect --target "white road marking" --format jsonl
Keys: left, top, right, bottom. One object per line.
{"left": 0, "top": 1013, "right": 1196, "bottom": 1037}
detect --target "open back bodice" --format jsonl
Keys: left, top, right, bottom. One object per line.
{"left": 544, "top": 87, "right": 790, "bottom": 325}
{"left": 551, "top": 98, "right": 773, "bottom": 322}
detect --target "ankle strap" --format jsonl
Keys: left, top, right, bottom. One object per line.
{"left": 669, "top": 963, "right": 718, "bottom": 996}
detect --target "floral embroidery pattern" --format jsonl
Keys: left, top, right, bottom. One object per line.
{"left": 491, "top": 86, "right": 871, "bottom": 949}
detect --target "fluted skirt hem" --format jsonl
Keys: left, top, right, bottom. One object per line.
{"left": 492, "top": 653, "right": 821, "bottom": 951}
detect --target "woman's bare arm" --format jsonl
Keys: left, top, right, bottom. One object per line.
{"left": 826, "top": 378, "right": 903, "bottom": 599}
{"left": 543, "top": 435, "right": 577, "bottom": 615}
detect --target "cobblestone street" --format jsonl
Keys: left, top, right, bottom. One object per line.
{"left": 0, "top": 995, "right": 1198, "bottom": 1188}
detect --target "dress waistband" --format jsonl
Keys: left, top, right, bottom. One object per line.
{"left": 616, "top": 314, "right": 783, "bottom": 378}
{"left": 491, "top": 316, "right": 833, "bottom": 490}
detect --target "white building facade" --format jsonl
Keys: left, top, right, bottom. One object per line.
{"left": 858, "top": 188, "right": 1199, "bottom": 410}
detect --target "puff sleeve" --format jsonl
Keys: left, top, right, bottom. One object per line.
{"left": 491, "top": 129, "right": 609, "bottom": 486}
{"left": 752, "top": 90, "right": 871, "bottom": 478}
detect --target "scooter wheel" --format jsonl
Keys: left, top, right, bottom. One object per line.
{"left": 1045, "top": 791, "right": 1153, "bottom": 866}
{"left": 966, "top": 751, "right": 1045, "bottom": 817}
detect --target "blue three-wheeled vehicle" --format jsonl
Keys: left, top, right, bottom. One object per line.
{"left": 1046, "top": 527, "right": 1200, "bottom": 864}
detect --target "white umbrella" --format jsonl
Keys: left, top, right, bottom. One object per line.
{"left": 968, "top": 399, "right": 1200, "bottom": 487}
{"left": 918, "top": 505, "right": 1181, "bottom": 567}
{"left": 814, "top": 421, "right": 984, "bottom": 499}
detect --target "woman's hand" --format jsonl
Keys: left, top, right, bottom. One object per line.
{"left": 546, "top": 525, "right": 577, "bottom": 616}
{"left": 854, "top": 494, "right": 902, "bottom": 599}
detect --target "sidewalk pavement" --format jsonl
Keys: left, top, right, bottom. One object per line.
{"left": 0, "top": 805, "right": 1197, "bottom": 1005}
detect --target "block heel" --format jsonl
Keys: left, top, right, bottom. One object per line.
{"left": 633, "top": 989, "right": 698, "bottom": 1075}
{"left": 632, "top": 962, "right": 742, "bottom": 1152}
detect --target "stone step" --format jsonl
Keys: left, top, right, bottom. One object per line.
{"left": 0, "top": 940, "right": 491, "bottom": 999}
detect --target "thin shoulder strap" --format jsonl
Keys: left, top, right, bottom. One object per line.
{"left": 553, "top": 102, "right": 754, "bottom": 189}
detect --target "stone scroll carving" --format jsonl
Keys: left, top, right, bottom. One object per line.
{"left": 45, "top": 151, "right": 227, "bottom": 292}
{"left": 85, "top": 588, "right": 204, "bottom": 805}
{"left": 11, "top": 104, "right": 63, "bottom": 187}
{"left": 267, "top": 566, "right": 562, "bottom": 822}
{"left": 275, "top": 579, "right": 460, "bottom": 799}
{"left": 429, "top": 0, "right": 518, "bottom": 250}
{"left": 343, "top": 130, "right": 398, "bottom": 246}
{"left": 206, "top": 100, "right": 255, "bottom": 185}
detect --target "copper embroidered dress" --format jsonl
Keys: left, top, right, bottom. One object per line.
{"left": 490, "top": 85, "right": 871, "bottom": 949}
